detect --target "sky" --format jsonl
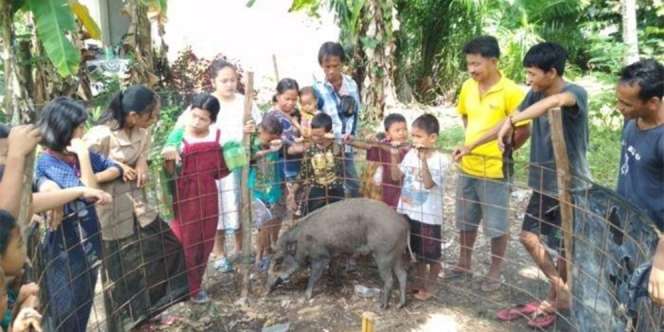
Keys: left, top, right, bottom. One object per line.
{"left": 164, "top": 0, "right": 340, "bottom": 94}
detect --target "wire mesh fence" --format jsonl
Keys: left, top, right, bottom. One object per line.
{"left": 23, "top": 139, "right": 663, "bottom": 331}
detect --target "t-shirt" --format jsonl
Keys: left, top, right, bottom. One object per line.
{"left": 520, "top": 83, "right": 590, "bottom": 195}
{"left": 366, "top": 139, "right": 409, "bottom": 208}
{"left": 616, "top": 120, "right": 664, "bottom": 230}
{"left": 457, "top": 75, "right": 525, "bottom": 178}
{"left": 248, "top": 136, "right": 282, "bottom": 205}
{"left": 397, "top": 149, "right": 447, "bottom": 225}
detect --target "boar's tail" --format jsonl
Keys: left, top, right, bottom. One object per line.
{"left": 406, "top": 229, "right": 416, "bottom": 263}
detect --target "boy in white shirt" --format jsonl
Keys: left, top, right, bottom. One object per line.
{"left": 391, "top": 114, "right": 447, "bottom": 301}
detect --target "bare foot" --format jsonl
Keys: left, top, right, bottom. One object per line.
{"left": 414, "top": 289, "right": 434, "bottom": 301}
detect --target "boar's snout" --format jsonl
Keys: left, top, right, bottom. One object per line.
{"left": 266, "top": 275, "right": 283, "bottom": 294}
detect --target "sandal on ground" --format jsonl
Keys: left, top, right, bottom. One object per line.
{"left": 496, "top": 301, "right": 540, "bottom": 321}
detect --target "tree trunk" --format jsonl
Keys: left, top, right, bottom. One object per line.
{"left": 621, "top": 0, "right": 639, "bottom": 65}
{"left": 1, "top": 0, "right": 18, "bottom": 119}
{"left": 124, "top": 0, "right": 158, "bottom": 86}
{"left": 358, "top": 0, "right": 398, "bottom": 125}
{"left": 0, "top": 1, "right": 37, "bottom": 230}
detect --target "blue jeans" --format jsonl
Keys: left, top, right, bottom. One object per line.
{"left": 342, "top": 152, "right": 359, "bottom": 197}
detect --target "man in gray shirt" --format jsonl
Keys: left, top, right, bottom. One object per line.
{"left": 496, "top": 42, "right": 588, "bottom": 329}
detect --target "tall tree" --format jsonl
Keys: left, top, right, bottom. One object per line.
{"left": 621, "top": 0, "right": 639, "bottom": 64}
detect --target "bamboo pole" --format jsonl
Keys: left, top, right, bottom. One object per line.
{"left": 547, "top": 108, "right": 574, "bottom": 288}
{"left": 239, "top": 71, "right": 255, "bottom": 301}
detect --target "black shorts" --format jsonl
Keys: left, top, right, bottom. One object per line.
{"left": 406, "top": 215, "right": 442, "bottom": 264}
{"left": 522, "top": 191, "right": 564, "bottom": 250}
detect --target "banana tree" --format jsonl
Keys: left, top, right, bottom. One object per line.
{"left": 250, "top": 0, "right": 398, "bottom": 123}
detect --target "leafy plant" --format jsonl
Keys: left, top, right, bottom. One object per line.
{"left": 26, "top": 0, "right": 80, "bottom": 77}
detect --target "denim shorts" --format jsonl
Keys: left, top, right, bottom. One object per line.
{"left": 455, "top": 173, "right": 510, "bottom": 238}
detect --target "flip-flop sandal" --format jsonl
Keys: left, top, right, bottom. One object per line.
{"left": 496, "top": 302, "right": 541, "bottom": 321}
{"left": 527, "top": 312, "right": 557, "bottom": 329}
{"left": 443, "top": 269, "right": 473, "bottom": 280}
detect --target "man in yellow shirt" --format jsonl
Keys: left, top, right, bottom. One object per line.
{"left": 447, "top": 36, "right": 529, "bottom": 292}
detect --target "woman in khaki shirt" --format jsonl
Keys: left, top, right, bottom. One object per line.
{"left": 84, "top": 85, "right": 188, "bottom": 331}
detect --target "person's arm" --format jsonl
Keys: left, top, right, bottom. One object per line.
{"left": 453, "top": 122, "right": 530, "bottom": 161}
{"left": 32, "top": 186, "right": 111, "bottom": 214}
{"left": 497, "top": 91, "right": 578, "bottom": 150}
{"left": 418, "top": 150, "right": 435, "bottom": 190}
{"left": 288, "top": 138, "right": 307, "bottom": 155}
{"left": 389, "top": 147, "right": 403, "bottom": 183}
{"left": 69, "top": 138, "right": 98, "bottom": 188}
{"left": 649, "top": 237, "right": 664, "bottom": 306}
{"left": 0, "top": 125, "right": 41, "bottom": 217}
{"left": 135, "top": 131, "right": 151, "bottom": 188}
{"left": 94, "top": 167, "right": 121, "bottom": 184}
{"left": 513, "top": 91, "right": 578, "bottom": 123}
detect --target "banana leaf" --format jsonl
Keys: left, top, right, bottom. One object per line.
{"left": 28, "top": 0, "right": 80, "bottom": 78}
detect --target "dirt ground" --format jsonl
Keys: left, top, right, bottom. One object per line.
{"left": 126, "top": 173, "right": 575, "bottom": 332}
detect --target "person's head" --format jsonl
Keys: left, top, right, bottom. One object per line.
{"left": 209, "top": 59, "right": 238, "bottom": 99}
{"left": 0, "top": 210, "right": 26, "bottom": 277}
{"left": 411, "top": 114, "right": 439, "bottom": 148}
{"left": 616, "top": 59, "right": 664, "bottom": 120}
{"left": 258, "top": 114, "right": 283, "bottom": 145}
{"left": 188, "top": 93, "right": 220, "bottom": 134}
{"left": 383, "top": 113, "right": 408, "bottom": 144}
{"left": 318, "top": 42, "right": 346, "bottom": 84}
{"left": 299, "top": 86, "right": 318, "bottom": 115}
{"left": 38, "top": 97, "right": 89, "bottom": 152}
{"left": 463, "top": 36, "right": 500, "bottom": 83}
{"left": 101, "top": 85, "right": 160, "bottom": 130}
{"left": 310, "top": 112, "right": 333, "bottom": 145}
{"left": 274, "top": 78, "right": 300, "bottom": 115}
{"left": 523, "top": 42, "right": 568, "bottom": 92}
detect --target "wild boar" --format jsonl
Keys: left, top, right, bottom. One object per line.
{"left": 266, "top": 198, "right": 413, "bottom": 308}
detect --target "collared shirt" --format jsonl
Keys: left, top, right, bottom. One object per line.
{"left": 314, "top": 74, "right": 361, "bottom": 140}
{"left": 456, "top": 75, "right": 525, "bottom": 179}
{"left": 84, "top": 125, "right": 157, "bottom": 240}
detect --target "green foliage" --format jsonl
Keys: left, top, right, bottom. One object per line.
{"left": 436, "top": 125, "right": 465, "bottom": 150}
{"left": 588, "top": 125, "right": 621, "bottom": 187}
{"left": 396, "top": 0, "right": 484, "bottom": 100}
{"left": 27, "top": 0, "right": 81, "bottom": 77}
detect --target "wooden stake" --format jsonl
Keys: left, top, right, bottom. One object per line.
{"left": 272, "top": 54, "right": 279, "bottom": 82}
{"left": 240, "top": 71, "right": 255, "bottom": 301}
{"left": 361, "top": 312, "right": 376, "bottom": 332}
{"left": 547, "top": 108, "right": 574, "bottom": 288}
